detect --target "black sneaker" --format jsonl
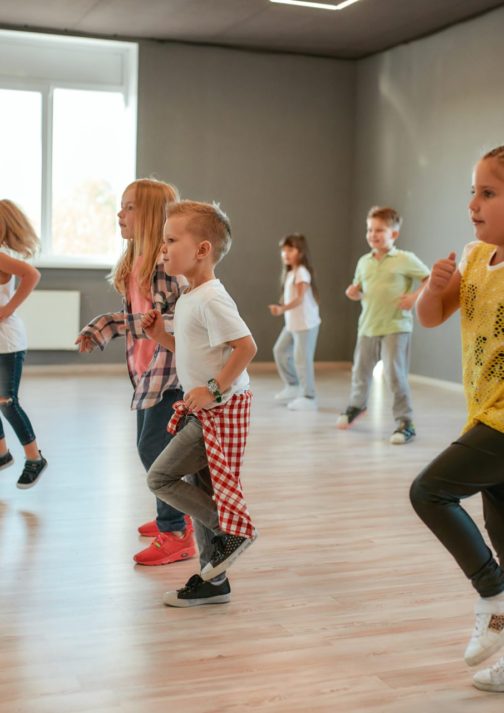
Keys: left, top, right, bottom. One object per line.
{"left": 163, "top": 574, "right": 231, "bottom": 607}
{"left": 16, "top": 452, "right": 48, "bottom": 489}
{"left": 201, "top": 531, "right": 258, "bottom": 581}
{"left": 0, "top": 450, "right": 13, "bottom": 471}
{"left": 390, "top": 420, "right": 416, "bottom": 445}
{"left": 336, "top": 406, "right": 367, "bottom": 430}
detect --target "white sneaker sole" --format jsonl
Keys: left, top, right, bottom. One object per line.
{"left": 200, "top": 531, "right": 258, "bottom": 581}
{"left": 163, "top": 593, "right": 231, "bottom": 607}
{"left": 473, "top": 675, "right": 504, "bottom": 693}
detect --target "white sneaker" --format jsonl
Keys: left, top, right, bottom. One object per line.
{"left": 287, "top": 397, "right": 318, "bottom": 411}
{"left": 473, "top": 656, "right": 504, "bottom": 692}
{"left": 274, "top": 385, "right": 299, "bottom": 402}
{"left": 465, "top": 596, "right": 504, "bottom": 666}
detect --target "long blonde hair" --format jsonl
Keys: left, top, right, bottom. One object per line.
{"left": 0, "top": 199, "right": 39, "bottom": 258}
{"left": 111, "top": 178, "right": 179, "bottom": 297}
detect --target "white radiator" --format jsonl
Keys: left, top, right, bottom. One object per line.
{"left": 17, "top": 290, "right": 81, "bottom": 350}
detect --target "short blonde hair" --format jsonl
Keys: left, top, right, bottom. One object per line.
{"left": 0, "top": 200, "right": 39, "bottom": 257}
{"left": 367, "top": 206, "right": 402, "bottom": 231}
{"left": 483, "top": 146, "right": 504, "bottom": 180}
{"left": 167, "top": 200, "right": 232, "bottom": 264}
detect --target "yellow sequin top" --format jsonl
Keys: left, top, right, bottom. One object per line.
{"left": 460, "top": 241, "right": 504, "bottom": 433}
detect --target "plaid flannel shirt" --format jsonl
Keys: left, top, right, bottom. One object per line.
{"left": 168, "top": 392, "right": 255, "bottom": 538}
{"left": 80, "top": 261, "right": 185, "bottom": 410}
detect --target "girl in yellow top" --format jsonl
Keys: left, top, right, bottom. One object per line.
{"left": 411, "top": 146, "right": 504, "bottom": 693}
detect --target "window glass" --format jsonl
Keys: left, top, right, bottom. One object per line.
{"left": 0, "top": 89, "right": 42, "bottom": 234}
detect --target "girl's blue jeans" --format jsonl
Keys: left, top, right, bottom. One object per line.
{"left": 273, "top": 325, "right": 319, "bottom": 398}
{"left": 136, "top": 388, "right": 186, "bottom": 533}
{"left": 0, "top": 350, "right": 36, "bottom": 446}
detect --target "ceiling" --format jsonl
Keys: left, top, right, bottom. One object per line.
{"left": 0, "top": 0, "right": 503, "bottom": 59}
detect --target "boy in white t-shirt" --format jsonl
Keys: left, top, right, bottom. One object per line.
{"left": 143, "top": 200, "right": 258, "bottom": 607}
{"left": 269, "top": 233, "right": 321, "bottom": 411}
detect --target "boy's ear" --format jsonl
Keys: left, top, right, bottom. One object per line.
{"left": 197, "top": 240, "right": 212, "bottom": 258}
{"left": 392, "top": 230, "right": 400, "bottom": 241}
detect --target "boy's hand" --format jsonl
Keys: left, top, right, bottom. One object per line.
{"left": 345, "top": 283, "right": 362, "bottom": 300}
{"left": 397, "top": 293, "right": 416, "bottom": 310}
{"left": 268, "top": 304, "right": 283, "bottom": 317}
{"left": 428, "top": 252, "right": 457, "bottom": 294}
{"left": 184, "top": 386, "right": 214, "bottom": 411}
{"left": 75, "top": 334, "right": 95, "bottom": 353}
{"left": 142, "top": 309, "right": 164, "bottom": 339}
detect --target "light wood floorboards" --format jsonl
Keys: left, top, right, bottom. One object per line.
{"left": 0, "top": 364, "right": 501, "bottom": 712}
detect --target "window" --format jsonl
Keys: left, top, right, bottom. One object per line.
{"left": 0, "top": 31, "right": 137, "bottom": 268}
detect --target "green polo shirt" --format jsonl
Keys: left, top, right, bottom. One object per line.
{"left": 353, "top": 247, "right": 430, "bottom": 337}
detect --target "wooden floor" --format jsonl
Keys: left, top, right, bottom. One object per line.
{"left": 0, "top": 364, "right": 502, "bottom": 712}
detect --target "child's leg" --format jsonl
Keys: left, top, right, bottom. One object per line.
{"left": 381, "top": 333, "right": 413, "bottom": 423}
{"left": 187, "top": 468, "right": 223, "bottom": 572}
{"left": 348, "top": 335, "right": 380, "bottom": 408}
{"left": 411, "top": 424, "right": 504, "bottom": 665}
{"left": 0, "top": 351, "right": 40, "bottom": 457}
{"left": 147, "top": 416, "right": 220, "bottom": 533}
{"left": 273, "top": 328, "right": 298, "bottom": 387}
{"left": 410, "top": 423, "right": 504, "bottom": 596}
{"left": 482, "top": 485, "right": 504, "bottom": 569}
{"left": 136, "top": 388, "right": 186, "bottom": 534}
{"left": 293, "top": 325, "right": 319, "bottom": 398}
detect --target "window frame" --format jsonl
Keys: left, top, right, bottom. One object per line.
{"left": 0, "top": 30, "right": 138, "bottom": 269}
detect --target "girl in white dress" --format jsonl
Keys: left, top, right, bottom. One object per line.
{"left": 0, "top": 200, "right": 47, "bottom": 488}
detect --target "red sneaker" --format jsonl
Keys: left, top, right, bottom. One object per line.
{"left": 137, "top": 515, "right": 193, "bottom": 538}
{"left": 138, "top": 520, "right": 159, "bottom": 537}
{"left": 133, "top": 529, "right": 196, "bottom": 566}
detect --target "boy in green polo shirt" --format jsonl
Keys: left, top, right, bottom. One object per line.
{"left": 337, "top": 206, "right": 429, "bottom": 443}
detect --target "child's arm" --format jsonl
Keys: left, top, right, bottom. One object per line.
{"left": 184, "top": 335, "right": 257, "bottom": 411}
{"left": 0, "top": 253, "right": 40, "bottom": 321}
{"left": 75, "top": 310, "right": 126, "bottom": 352}
{"left": 397, "top": 277, "right": 429, "bottom": 311}
{"left": 269, "top": 282, "right": 308, "bottom": 316}
{"left": 416, "top": 252, "right": 460, "bottom": 327}
{"left": 141, "top": 309, "right": 175, "bottom": 352}
{"left": 345, "top": 283, "right": 363, "bottom": 301}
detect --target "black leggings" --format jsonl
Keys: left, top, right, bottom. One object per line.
{"left": 410, "top": 423, "right": 504, "bottom": 598}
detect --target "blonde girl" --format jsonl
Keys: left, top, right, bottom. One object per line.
{"left": 0, "top": 200, "right": 47, "bottom": 488}
{"left": 268, "top": 233, "right": 321, "bottom": 411}
{"left": 76, "top": 179, "right": 195, "bottom": 566}
{"left": 411, "top": 146, "right": 504, "bottom": 692}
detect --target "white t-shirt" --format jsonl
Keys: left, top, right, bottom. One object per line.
{"left": 283, "top": 265, "right": 321, "bottom": 332}
{"left": 0, "top": 274, "right": 27, "bottom": 353}
{"left": 174, "top": 279, "right": 251, "bottom": 407}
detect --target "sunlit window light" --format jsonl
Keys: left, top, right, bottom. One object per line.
{"left": 270, "top": 0, "right": 361, "bottom": 10}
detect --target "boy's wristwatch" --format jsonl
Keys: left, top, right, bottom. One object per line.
{"left": 207, "top": 378, "right": 223, "bottom": 403}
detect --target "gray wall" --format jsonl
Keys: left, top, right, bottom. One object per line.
{"left": 351, "top": 6, "right": 504, "bottom": 382}
{"left": 137, "top": 41, "right": 355, "bottom": 362}
{"left": 29, "top": 4, "right": 504, "bottom": 379}
{"left": 28, "top": 42, "right": 356, "bottom": 365}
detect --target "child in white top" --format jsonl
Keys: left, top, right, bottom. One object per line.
{"left": 0, "top": 200, "right": 47, "bottom": 488}
{"left": 143, "top": 200, "right": 258, "bottom": 607}
{"left": 269, "top": 233, "right": 321, "bottom": 411}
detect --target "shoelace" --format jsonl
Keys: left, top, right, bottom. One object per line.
{"left": 472, "top": 613, "right": 491, "bottom": 636}
{"left": 179, "top": 575, "right": 203, "bottom": 593}
{"left": 489, "top": 657, "right": 504, "bottom": 674}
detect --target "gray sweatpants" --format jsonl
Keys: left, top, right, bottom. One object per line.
{"left": 348, "top": 332, "right": 413, "bottom": 423}
{"left": 147, "top": 415, "right": 221, "bottom": 569}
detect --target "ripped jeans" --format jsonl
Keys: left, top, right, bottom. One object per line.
{"left": 0, "top": 351, "right": 36, "bottom": 445}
